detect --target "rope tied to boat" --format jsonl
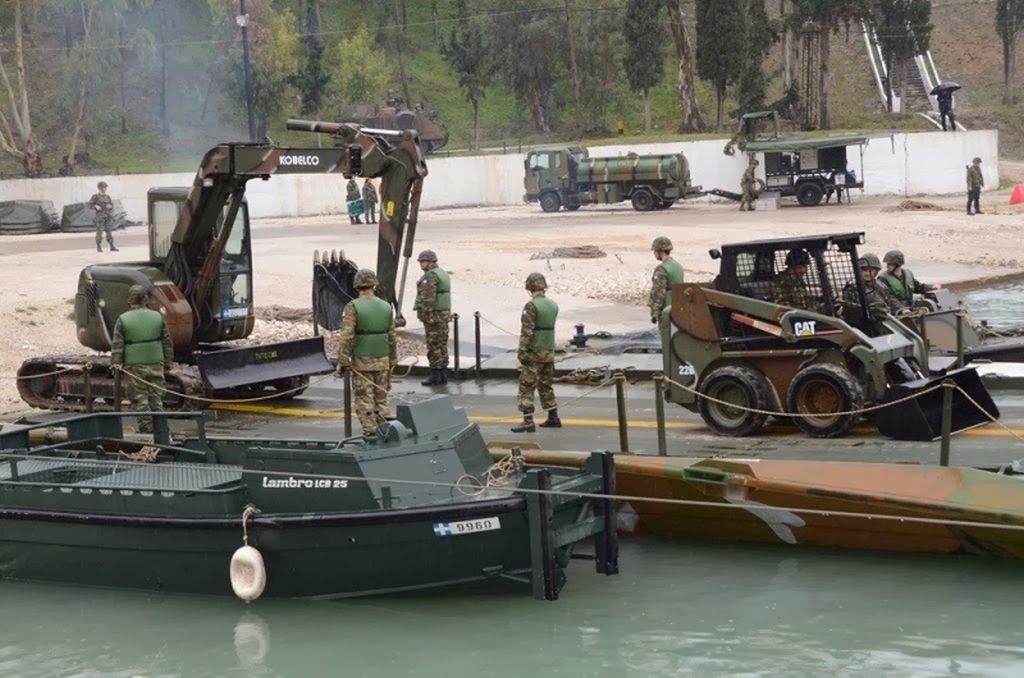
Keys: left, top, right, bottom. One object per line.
{"left": 241, "top": 505, "right": 256, "bottom": 546}
{"left": 455, "top": 451, "right": 526, "bottom": 497}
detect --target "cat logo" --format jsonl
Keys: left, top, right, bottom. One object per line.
{"left": 794, "top": 320, "right": 817, "bottom": 336}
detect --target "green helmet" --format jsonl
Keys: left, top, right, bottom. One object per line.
{"left": 973, "top": 157, "right": 982, "bottom": 164}
{"left": 417, "top": 249, "right": 437, "bottom": 262}
{"left": 97, "top": 181, "right": 108, "bottom": 189}
{"left": 353, "top": 269, "right": 378, "bottom": 289}
{"left": 883, "top": 250, "right": 905, "bottom": 267}
{"left": 858, "top": 253, "right": 882, "bottom": 270}
{"left": 127, "top": 284, "right": 150, "bottom": 307}
{"left": 651, "top": 236, "right": 673, "bottom": 252}
{"left": 785, "top": 248, "right": 810, "bottom": 267}
{"left": 525, "top": 272, "right": 547, "bottom": 292}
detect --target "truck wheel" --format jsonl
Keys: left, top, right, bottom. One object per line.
{"left": 786, "top": 363, "right": 864, "bottom": 438}
{"left": 698, "top": 365, "right": 771, "bottom": 436}
{"left": 565, "top": 203, "right": 581, "bottom": 211}
{"left": 631, "top": 189, "right": 656, "bottom": 212}
{"left": 796, "top": 182, "right": 824, "bottom": 207}
{"left": 656, "top": 199, "right": 675, "bottom": 210}
{"left": 539, "top": 192, "right": 562, "bottom": 213}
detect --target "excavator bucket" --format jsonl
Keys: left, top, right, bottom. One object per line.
{"left": 876, "top": 366, "right": 1000, "bottom": 441}
{"left": 196, "top": 336, "right": 333, "bottom": 391}
{"left": 313, "top": 249, "right": 359, "bottom": 331}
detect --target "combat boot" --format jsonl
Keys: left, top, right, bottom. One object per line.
{"left": 109, "top": 243, "right": 119, "bottom": 252}
{"left": 510, "top": 415, "right": 535, "bottom": 433}
{"left": 421, "top": 369, "right": 443, "bottom": 386}
{"left": 539, "top": 408, "right": 562, "bottom": 428}
{"left": 439, "top": 369, "right": 448, "bottom": 384}
{"left": 96, "top": 243, "right": 103, "bottom": 252}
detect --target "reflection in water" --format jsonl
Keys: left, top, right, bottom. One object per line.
{"left": 1, "top": 539, "right": 1024, "bottom": 677}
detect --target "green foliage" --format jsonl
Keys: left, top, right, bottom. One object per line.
{"left": 622, "top": 0, "right": 666, "bottom": 96}
{"left": 574, "top": 9, "right": 629, "bottom": 134}
{"left": 440, "top": 0, "right": 497, "bottom": 149}
{"left": 323, "top": 25, "right": 390, "bottom": 110}
{"left": 875, "top": 1, "right": 932, "bottom": 63}
{"left": 695, "top": 0, "right": 745, "bottom": 127}
{"left": 732, "top": 0, "right": 777, "bottom": 118}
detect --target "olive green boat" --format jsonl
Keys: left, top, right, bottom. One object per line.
{"left": 0, "top": 397, "right": 617, "bottom": 600}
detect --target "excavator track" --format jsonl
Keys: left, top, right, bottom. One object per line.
{"left": 17, "top": 355, "right": 208, "bottom": 413}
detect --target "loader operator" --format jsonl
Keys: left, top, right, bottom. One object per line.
{"left": 414, "top": 249, "right": 451, "bottom": 386}
{"left": 111, "top": 285, "right": 172, "bottom": 434}
{"left": 771, "top": 248, "right": 817, "bottom": 311}
{"left": 647, "top": 236, "right": 684, "bottom": 327}
{"left": 88, "top": 181, "right": 118, "bottom": 252}
{"left": 335, "top": 269, "right": 397, "bottom": 436}
{"left": 511, "top": 273, "right": 561, "bottom": 433}
{"left": 878, "top": 250, "right": 940, "bottom": 309}
{"left": 841, "top": 253, "right": 901, "bottom": 335}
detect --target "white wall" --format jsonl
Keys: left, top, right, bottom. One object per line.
{"left": 0, "top": 130, "right": 999, "bottom": 222}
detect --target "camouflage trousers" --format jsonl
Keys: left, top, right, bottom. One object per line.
{"left": 517, "top": 361, "right": 556, "bottom": 415}
{"left": 420, "top": 312, "right": 450, "bottom": 369}
{"left": 739, "top": 188, "right": 755, "bottom": 211}
{"left": 365, "top": 202, "right": 377, "bottom": 222}
{"left": 352, "top": 369, "right": 391, "bottom": 434}
{"left": 95, "top": 215, "right": 114, "bottom": 246}
{"left": 121, "top": 364, "right": 165, "bottom": 433}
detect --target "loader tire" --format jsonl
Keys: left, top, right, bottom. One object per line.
{"left": 698, "top": 365, "right": 771, "bottom": 436}
{"left": 787, "top": 363, "right": 864, "bottom": 438}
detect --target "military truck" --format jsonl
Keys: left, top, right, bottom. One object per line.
{"left": 524, "top": 145, "right": 699, "bottom": 212}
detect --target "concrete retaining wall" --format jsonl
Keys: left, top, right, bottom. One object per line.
{"left": 0, "top": 130, "right": 998, "bottom": 222}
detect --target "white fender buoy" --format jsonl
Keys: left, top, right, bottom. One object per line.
{"left": 230, "top": 545, "right": 266, "bottom": 603}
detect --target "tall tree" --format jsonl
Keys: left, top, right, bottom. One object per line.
{"left": 293, "top": 0, "right": 328, "bottom": 116}
{"left": 157, "top": 0, "right": 169, "bottom": 136}
{"left": 574, "top": 7, "right": 627, "bottom": 134}
{"left": 733, "top": 0, "right": 777, "bottom": 117}
{"left": 385, "top": 0, "right": 412, "bottom": 104}
{"left": 0, "top": 0, "right": 42, "bottom": 176}
{"left": 666, "top": 0, "right": 705, "bottom": 132}
{"left": 564, "top": 0, "right": 584, "bottom": 137}
{"left": 441, "top": 0, "right": 497, "bottom": 150}
{"left": 695, "top": 0, "right": 745, "bottom": 130}
{"left": 324, "top": 26, "right": 390, "bottom": 111}
{"left": 787, "top": 0, "right": 870, "bottom": 129}
{"left": 623, "top": 0, "right": 667, "bottom": 134}
{"left": 874, "top": 0, "right": 931, "bottom": 112}
{"left": 62, "top": 0, "right": 96, "bottom": 176}
{"left": 996, "top": 0, "right": 1024, "bottom": 104}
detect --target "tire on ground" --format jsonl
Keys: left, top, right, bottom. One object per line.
{"left": 697, "top": 364, "right": 772, "bottom": 436}
{"left": 539, "top": 192, "right": 562, "bottom": 213}
{"left": 630, "top": 188, "right": 656, "bottom": 212}
{"left": 796, "top": 182, "right": 824, "bottom": 207}
{"left": 786, "top": 362, "right": 864, "bottom": 438}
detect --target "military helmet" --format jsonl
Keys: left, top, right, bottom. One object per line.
{"left": 97, "top": 181, "right": 108, "bottom": 189}
{"left": 785, "top": 248, "right": 810, "bottom": 267}
{"left": 883, "top": 249, "right": 905, "bottom": 267}
{"left": 353, "top": 269, "right": 378, "bottom": 289}
{"left": 417, "top": 249, "right": 437, "bottom": 262}
{"left": 973, "top": 157, "right": 982, "bottom": 164}
{"left": 651, "top": 236, "right": 673, "bottom": 252}
{"left": 127, "top": 284, "right": 150, "bottom": 307}
{"left": 525, "top": 272, "right": 548, "bottom": 292}
{"left": 858, "top": 253, "right": 882, "bottom": 270}
{"left": 750, "top": 158, "right": 760, "bottom": 166}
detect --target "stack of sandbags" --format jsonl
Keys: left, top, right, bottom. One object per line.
{"left": 60, "top": 199, "right": 130, "bottom": 232}
{"left": 0, "top": 200, "right": 60, "bottom": 235}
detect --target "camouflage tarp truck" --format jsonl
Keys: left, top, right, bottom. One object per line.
{"left": 524, "top": 145, "right": 699, "bottom": 212}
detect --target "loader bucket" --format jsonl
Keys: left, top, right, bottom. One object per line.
{"left": 196, "top": 336, "right": 334, "bottom": 391}
{"left": 876, "top": 366, "right": 1000, "bottom": 441}
{"left": 313, "top": 249, "right": 359, "bottom": 331}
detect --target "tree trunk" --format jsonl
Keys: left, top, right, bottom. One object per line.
{"left": 391, "top": 0, "right": 412, "bottom": 104}
{"left": 565, "top": 0, "right": 583, "bottom": 138}
{"left": 817, "top": 24, "right": 831, "bottom": 129}
{"left": 117, "top": 17, "right": 127, "bottom": 133}
{"left": 643, "top": 88, "right": 652, "bottom": 134}
{"left": 1004, "top": 34, "right": 1017, "bottom": 104}
{"left": 528, "top": 82, "right": 550, "bottom": 133}
{"left": 715, "top": 84, "right": 725, "bottom": 131}
{"left": 471, "top": 98, "right": 480, "bottom": 151}
{"left": 64, "top": 0, "right": 94, "bottom": 176}
{"left": 0, "top": 0, "right": 42, "bottom": 175}
{"left": 158, "top": 0, "right": 169, "bottom": 136}
{"left": 667, "top": 0, "right": 705, "bottom": 133}
{"left": 781, "top": 0, "right": 792, "bottom": 86}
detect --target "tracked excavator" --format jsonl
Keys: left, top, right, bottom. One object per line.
{"left": 18, "top": 120, "right": 427, "bottom": 412}
{"left": 662, "top": 232, "right": 999, "bottom": 440}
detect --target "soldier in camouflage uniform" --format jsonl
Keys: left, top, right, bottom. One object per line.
{"left": 414, "top": 249, "right": 451, "bottom": 386}
{"left": 647, "top": 236, "right": 684, "bottom": 328}
{"left": 336, "top": 269, "right": 397, "bottom": 436}
{"left": 346, "top": 178, "right": 364, "bottom": 225}
{"left": 841, "top": 253, "right": 901, "bottom": 335}
{"left": 738, "top": 158, "right": 764, "bottom": 212}
{"left": 771, "top": 248, "right": 817, "bottom": 311}
{"left": 878, "top": 250, "right": 940, "bottom": 309}
{"left": 362, "top": 179, "right": 378, "bottom": 223}
{"left": 88, "top": 181, "right": 118, "bottom": 252}
{"left": 966, "top": 157, "right": 984, "bottom": 215}
{"left": 111, "top": 284, "right": 172, "bottom": 433}
{"left": 511, "top": 273, "right": 560, "bottom": 433}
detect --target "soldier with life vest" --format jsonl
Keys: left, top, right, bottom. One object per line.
{"left": 878, "top": 249, "right": 940, "bottom": 308}
{"left": 414, "top": 249, "right": 451, "bottom": 386}
{"left": 336, "top": 269, "right": 397, "bottom": 436}
{"left": 111, "top": 284, "right": 172, "bottom": 433}
{"left": 841, "top": 253, "right": 901, "bottom": 335}
{"left": 647, "top": 236, "right": 684, "bottom": 327}
{"left": 511, "top": 272, "right": 560, "bottom": 433}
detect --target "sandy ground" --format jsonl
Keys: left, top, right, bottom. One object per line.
{"left": 2, "top": 188, "right": 1023, "bottom": 411}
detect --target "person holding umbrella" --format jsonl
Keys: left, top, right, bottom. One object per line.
{"left": 931, "top": 82, "right": 960, "bottom": 132}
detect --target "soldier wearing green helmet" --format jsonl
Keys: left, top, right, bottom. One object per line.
{"left": 966, "top": 157, "right": 984, "bottom": 215}
{"left": 840, "top": 252, "right": 901, "bottom": 334}
{"left": 88, "top": 180, "right": 118, "bottom": 252}
{"left": 111, "top": 284, "right": 172, "bottom": 433}
{"left": 770, "top": 248, "right": 817, "bottom": 311}
{"left": 511, "top": 272, "right": 561, "bottom": 433}
{"left": 647, "top": 236, "right": 684, "bottom": 327}
{"left": 878, "top": 249, "right": 940, "bottom": 308}
{"left": 414, "top": 249, "right": 451, "bottom": 386}
{"left": 336, "top": 268, "right": 397, "bottom": 436}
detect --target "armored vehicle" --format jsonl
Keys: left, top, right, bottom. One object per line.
{"left": 340, "top": 99, "right": 449, "bottom": 154}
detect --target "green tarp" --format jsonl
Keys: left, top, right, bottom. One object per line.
{"left": 60, "top": 200, "right": 130, "bottom": 232}
{"left": 744, "top": 134, "right": 872, "bottom": 153}
{"left": 0, "top": 200, "right": 60, "bottom": 235}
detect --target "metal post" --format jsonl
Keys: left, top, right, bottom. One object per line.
{"left": 654, "top": 373, "right": 667, "bottom": 457}
{"left": 917, "top": 312, "right": 929, "bottom": 353}
{"left": 83, "top": 368, "right": 93, "bottom": 414}
{"left": 238, "top": 0, "right": 257, "bottom": 143}
{"left": 614, "top": 372, "right": 629, "bottom": 453}
{"left": 452, "top": 312, "right": 460, "bottom": 380}
{"left": 343, "top": 371, "right": 353, "bottom": 438}
{"left": 955, "top": 310, "right": 964, "bottom": 369}
{"left": 939, "top": 379, "right": 953, "bottom": 467}
{"left": 473, "top": 311, "right": 482, "bottom": 378}
{"left": 113, "top": 370, "right": 122, "bottom": 412}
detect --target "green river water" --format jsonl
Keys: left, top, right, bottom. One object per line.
{"left": 1, "top": 538, "right": 1021, "bottom": 678}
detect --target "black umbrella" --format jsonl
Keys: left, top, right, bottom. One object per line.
{"left": 930, "top": 81, "right": 961, "bottom": 95}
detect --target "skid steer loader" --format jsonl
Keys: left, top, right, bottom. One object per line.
{"left": 661, "top": 232, "right": 999, "bottom": 440}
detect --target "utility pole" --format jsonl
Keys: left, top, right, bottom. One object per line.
{"left": 237, "top": 0, "right": 256, "bottom": 142}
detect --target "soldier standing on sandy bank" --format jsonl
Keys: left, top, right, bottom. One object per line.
{"left": 966, "top": 157, "right": 984, "bottom": 215}
{"left": 511, "top": 273, "right": 561, "bottom": 433}
{"left": 647, "top": 236, "right": 684, "bottom": 328}
{"left": 414, "top": 249, "right": 451, "bottom": 386}
{"left": 111, "top": 285, "right": 172, "bottom": 434}
{"left": 336, "top": 269, "right": 397, "bottom": 436}
{"left": 363, "top": 179, "right": 378, "bottom": 223}
{"left": 89, "top": 181, "right": 118, "bottom": 252}
{"left": 738, "top": 158, "right": 765, "bottom": 212}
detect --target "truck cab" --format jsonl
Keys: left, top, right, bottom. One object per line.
{"left": 523, "top": 145, "right": 586, "bottom": 211}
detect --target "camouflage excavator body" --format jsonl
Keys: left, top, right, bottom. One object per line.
{"left": 661, "top": 232, "right": 999, "bottom": 440}
{"left": 340, "top": 100, "right": 449, "bottom": 154}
